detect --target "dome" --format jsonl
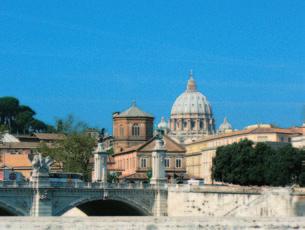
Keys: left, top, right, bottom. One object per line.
{"left": 219, "top": 117, "right": 233, "bottom": 133}
{"left": 168, "top": 71, "right": 216, "bottom": 143}
{"left": 158, "top": 117, "right": 168, "bottom": 129}
{"left": 171, "top": 73, "right": 213, "bottom": 116}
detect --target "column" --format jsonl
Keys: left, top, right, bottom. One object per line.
{"left": 150, "top": 136, "right": 167, "bottom": 186}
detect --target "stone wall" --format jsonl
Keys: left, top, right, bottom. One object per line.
{"left": 1, "top": 217, "right": 305, "bottom": 230}
{"left": 168, "top": 185, "right": 302, "bottom": 217}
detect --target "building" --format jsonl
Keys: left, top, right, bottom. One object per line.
{"left": 169, "top": 71, "right": 216, "bottom": 144}
{"left": 185, "top": 124, "right": 303, "bottom": 184}
{"left": 112, "top": 102, "right": 154, "bottom": 154}
{"left": 0, "top": 132, "right": 65, "bottom": 179}
{"left": 291, "top": 122, "right": 305, "bottom": 149}
{"left": 112, "top": 134, "right": 186, "bottom": 182}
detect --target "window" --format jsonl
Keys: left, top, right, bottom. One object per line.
{"left": 140, "top": 158, "right": 147, "bottom": 168}
{"left": 175, "top": 158, "right": 182, "bottom": 168}
{"left": 132, "top": 124, "right": 140, "bottom": 136}
{"left": 119, "top": 125, "right": 124, "bottom": 137}
{"left": 164, "top": 158, "right": 170, "bottom": 168}
{"left": 200, "top": 120, "right": 204, "bottom": 129}
{"left": 191, "top": 120, "right": 195, "bottom": 130}
{"left": 183, "top": 120, "right": 187, "bottom": 129}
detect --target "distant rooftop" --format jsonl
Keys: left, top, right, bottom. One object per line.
{"left": 115, "top": 101, "right": 153, "bottom": 118}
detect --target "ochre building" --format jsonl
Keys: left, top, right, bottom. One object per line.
{"left": 185, "top": 124, "right": 304, "bottom": 184}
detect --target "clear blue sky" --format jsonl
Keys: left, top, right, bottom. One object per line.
{"left": 0, "top": 0, "right": 304, "bottom": 131}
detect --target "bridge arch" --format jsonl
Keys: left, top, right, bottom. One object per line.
{"left": 55, "top": 196, "right": 151, "bottom": 216}
{"left": 0, "top": 200, "right": 26, "bottom": 216}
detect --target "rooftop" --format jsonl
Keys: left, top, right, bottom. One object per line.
{"left": 186, "top": 125, "right": 302, "bottom": 146}
{"left": 114, "top": 101, "right": 153, "bottom": 118}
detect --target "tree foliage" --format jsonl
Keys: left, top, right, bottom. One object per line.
{"left": 54, "top": 114, "right": 88, "bottom": 134}
{"left": 0, "top": 96, "right": 50, "bottom": 134}
{"left": 40, "top": 116, "right": 96, "bottom": 181}
{"left": 212, "top": 140, "right": 305, "bottom": 186}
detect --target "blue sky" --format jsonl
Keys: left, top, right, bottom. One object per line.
{"left": 0, "top": 0, "right": 304, "bottom": 131}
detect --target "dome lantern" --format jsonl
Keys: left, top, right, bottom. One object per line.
{"left": 186, "top": 70, "right": 197, "bottom": 92}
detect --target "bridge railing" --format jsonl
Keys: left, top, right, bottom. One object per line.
{"left": 0, "top": 180, "right": 168, "bottom": 190}
{"left": 0, "top": 181, "right": 32, "bottom": 188}
{"left": 48, "top": 181, "right": 169, "bottom": 190}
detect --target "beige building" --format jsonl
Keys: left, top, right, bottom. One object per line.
{"left": 185, "top": 124, "right": 303, "bottom": 184}
{"left": 0, "top": 132, "right": 65, "bottom": 179}
{"left": 291, "top": 123, "right": 305, "bottom": 149}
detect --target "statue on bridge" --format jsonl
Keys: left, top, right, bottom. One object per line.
{"left": 29, "top": 153, "right": 53, "bottom": 180}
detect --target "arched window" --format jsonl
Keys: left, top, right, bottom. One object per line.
{"left": 132, "top": 124, "right": 140, "bottom": 136}
{"left": 119, "top": 125, "right": 124, "bottom": 137}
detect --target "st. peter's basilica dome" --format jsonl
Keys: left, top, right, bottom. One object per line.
{"left": 169, "top": 72, "right": 216, "bottom": 143}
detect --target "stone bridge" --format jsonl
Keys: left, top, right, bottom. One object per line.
{"left": 0, "top": 137, "right": 169, "bottom": 217}
{"left": 0, "top": 181, "right": 168, "bottom": 216}
{"left": 2, "top": 181, "right": 305, "bottom": 217}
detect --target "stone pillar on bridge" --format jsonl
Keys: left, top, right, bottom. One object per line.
{"left": 29, "top": 153, "right": 53, "bottom": 216}
{"left": 93, "top": 143, "right": 108, "bottom": 183}
{"left": 150, "top": 135, "right": 167, "bottom": 186}
{"left": 150, "top": 134, "right": 168, "bottom": 216}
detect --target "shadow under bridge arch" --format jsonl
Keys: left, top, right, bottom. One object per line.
{"left": 0, "top": 200, "right": 26, "bottom": 216}
{"left": 58, "top": 196, "right": 151, "bottom": 216}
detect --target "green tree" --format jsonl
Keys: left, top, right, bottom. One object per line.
{"left": 265, "top": 145, "right": 304, "bottom": 186}
{"left": 30, "top": 119, "right": 48, "bottom": 133}
{"left": 212, "top": 140, "right": 305, "bottom": 187}
{"left": 40, "top": 116, "right": 96, "bottom": 181}
{"left": 0, "top": 97, "right": 20, "bottom": 131}
{"left": 15, "top": 111, "right": 34, "bottom": 134}
{"left": 0, "top": 96, "right": 52, "bottom": 134}
{"left": 54, "top": 114, "right": 88, "bottom": 134}
{"left": 40, "top": 133, "right": 96, "bottom": 181}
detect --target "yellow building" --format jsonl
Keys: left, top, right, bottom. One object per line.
{"left": 185, "top": 124, "right": 303, "bottom": 184}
